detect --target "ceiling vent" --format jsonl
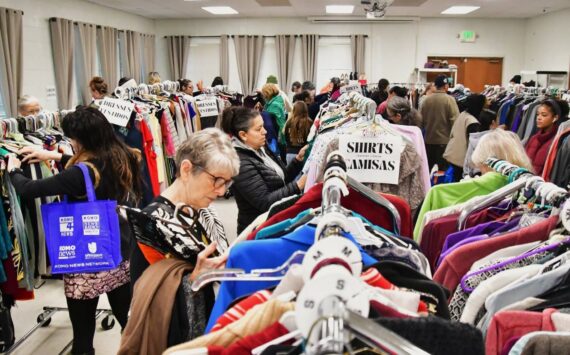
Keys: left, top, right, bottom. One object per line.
{"left": 255, "top": 0, "right": 291, "bottom": 6}
{"left": 308, "top": 16, "right": 418, "bottom": 24}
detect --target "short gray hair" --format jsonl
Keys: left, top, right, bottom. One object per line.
{"left": 17, "top": 95, "right": 40, "bottom": 110}
{"left": 471, "top": 129, "right": 533, "bottom": 172}
{"left": 175, "top": 128, "right": 240, "bottom": 176}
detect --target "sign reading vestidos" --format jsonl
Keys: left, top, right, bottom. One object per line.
{"left": 98, "top": 97, "right": 135, "bottom": 127}
{"left": 339, "top": 134, "right": 403, "bottom": 185}
{"left": 196, "top": 99, "right": 219, "bottom": 117}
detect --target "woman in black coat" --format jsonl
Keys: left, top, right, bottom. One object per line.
{"left": 221, "top": 107, "right": 307, "bottom": 233}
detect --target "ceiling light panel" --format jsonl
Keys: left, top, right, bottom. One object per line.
{"left": 202, "top": 6, "right": 239, "bottom": 15}
{"left": 326, "top": 5, "right": 355, "bottom": 14}
{"left": 441, "top": 6, "right": 480, "bottom": 15}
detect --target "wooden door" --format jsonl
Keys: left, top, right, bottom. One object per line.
{"left": 427, "top": 56, "right": 503, "bottom": 93}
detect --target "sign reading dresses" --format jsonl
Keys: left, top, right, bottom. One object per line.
{"left": 98, "top": 97, "right": 135, "bottom": 127}
{"left": 339, "top": 134, "right": 403, "bottom": 185}
{"left": 196, "top": 99, "right": 219, "bottom": 117}
{"left": 340, "top": 84, "right": 362, "bottom": 95}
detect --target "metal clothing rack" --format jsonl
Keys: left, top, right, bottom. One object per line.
{"left": 5, "top": 307, "right": 115, "bottom": 355}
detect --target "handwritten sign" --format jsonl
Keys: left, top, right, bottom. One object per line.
{"left": 339, "top": 134, "right": 403, "bottom": 185}
{"left": 340, "top": 84, "right": 362, "bottom": 95}
{"left": 196, "top": 99, "right": 219, "bottom": 117}
{"left": 98, "top": 97, "right": 135, "bottom": 127}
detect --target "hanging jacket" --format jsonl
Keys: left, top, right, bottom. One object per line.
{"left": 231, "top": 140, "right": 303, "bottom": 233}
{"left": 525, "top": 125, "right": 557, "bottom": 175}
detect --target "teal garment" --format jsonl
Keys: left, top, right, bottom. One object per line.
{"left": 255, "top": 209, "right": 313, "bottom": 240}
{"left": 255, "top": 209, "right": 396, "bottom": 240}
{"left": 264, "top": 95, "right": 286, "bottom": 145}
{"left": 0, "top": 197, "right": 12, "bottom": 282}
{"left": 413, "top": 172, "right": 508, "bottom": 241}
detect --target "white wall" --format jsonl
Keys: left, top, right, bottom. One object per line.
{"left": 0, "top": 0, "right": 156, "bottom": 111}
{"left": 524, "top": 8, "right": 570, "bottom": 87}
{"left": 155, "top": 16, "right": 528, "bottom": 92}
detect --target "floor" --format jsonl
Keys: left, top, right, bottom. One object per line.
{"left": 7, "top": 197, "right": 238, "bottom": 355}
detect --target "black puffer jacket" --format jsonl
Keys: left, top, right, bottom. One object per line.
{"left": 232, "top": 145, "right": 303, "bottom": 233}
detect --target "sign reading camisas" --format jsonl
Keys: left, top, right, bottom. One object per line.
{"left": 339, "top": 134, "right": 403, "bottom": 185}
{"left": 98, "top": 97, "right": 135, "bottom": 127}
{"left": 196, "top": 99, "right": 219, "bottom": 117}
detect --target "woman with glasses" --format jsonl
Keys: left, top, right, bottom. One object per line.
{"left": 124, "top": 128, "right": 240, "bottom": 349}
{"left": 221, "top": 106, "right": 307, "bottom": 234}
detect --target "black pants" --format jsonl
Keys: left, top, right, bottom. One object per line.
{"left": 426, "top": 144, "right": 448, "bottom": 171}
{"left": 66, "top": 283, "right": 131, "bottom": 354}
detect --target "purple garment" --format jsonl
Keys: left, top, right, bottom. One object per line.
{"left": 437, "top": 218, "right": 521, "bottom": 267}
{"left": 510, "top": 104, "right": 525, "bottom": 133}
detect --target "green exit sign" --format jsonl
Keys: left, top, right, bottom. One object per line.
{"left": 460, "top": 30, "right": 477, "bottom": 43}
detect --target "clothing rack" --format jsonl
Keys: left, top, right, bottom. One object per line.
{"left": 302, "top": 153, "right": 429, "bottom": 355}
{"left": 458, "top": 158, "right": 569, "bottom": 229}
{"left": 115, "top": 80, "right": 180, "bottom": 99}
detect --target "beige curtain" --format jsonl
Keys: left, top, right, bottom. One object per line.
{"left": 300, "top": 34, "right": 318, "bottom": 84}
{"left": 233, "top": 35, "right": 264, "bottom": 94}
{"left": 0, "top": 7, "right": 22, "bottom": 117}
{"left": 166, "top": 36, "right": 190, "bottom": 80}
{"left": 97, "top": 26, "right": 118, "bottom": 90}
{"left": 122, "top": 30, "right": 142, "bottom": 83}
{"left": 351, "top": 34, "right": 366, "bottom": 75}
{"left": 76, "top": 22, "right": 97, "bottom": 105}
{"left": 142, "top": 34, "right": 155, "bottom": 77}
{"left": 275, "top": 35, "right": 295, "bottom": 93}
{"left": 219, "top": 34, "right": 229, "bottom": 85}
{"left": 50, "top": 18, "right": 74, "bottom": 110}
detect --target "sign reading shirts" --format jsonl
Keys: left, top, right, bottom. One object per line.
{"left": 196, "top": 99, "right": 220, "bottom": 117}
{"left": 340, "top": 84, "right": 362, "bottom": 95}
{"left": 98, "top": 97, "right": 135, "bottom": 127}
{"left": 339, "top": 134, "right": 403, "bottom": 185}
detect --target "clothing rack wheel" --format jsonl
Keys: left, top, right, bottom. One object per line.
{"left": 4, "top": 307, "right": 114, "bottom": 355}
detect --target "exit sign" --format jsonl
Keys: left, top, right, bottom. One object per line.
{"left": 459, "top": 31, "right": 477, "bottom": 43}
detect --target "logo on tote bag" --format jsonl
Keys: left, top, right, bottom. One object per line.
{"left": 59, "top": 216, "right": 74, "bottom": 236}
{"left": 88, "top": 242, "right": 97, "bottom": 254}
{"left": 82, "top": 215, "right": 101, "bottom": 236}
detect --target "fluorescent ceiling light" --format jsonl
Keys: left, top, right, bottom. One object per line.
{"left": 441, "top": 6, "right": 480, "bottom": 15}
{"left": 202, "top": 6, "right": 238, "bottom": 15}
{"left": 326, "top": 5, "right": 354, "bottom": 14}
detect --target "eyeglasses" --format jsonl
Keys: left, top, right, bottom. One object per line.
{"left": 194, "top": 165, "right": 233, "bottom": 189}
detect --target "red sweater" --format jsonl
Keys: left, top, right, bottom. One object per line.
{"left": 525, "top": 125, "right": 557, "bottom": 175}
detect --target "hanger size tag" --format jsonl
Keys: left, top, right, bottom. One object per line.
{"left": 561, "top": 199, "right": 570, "bottom": 232}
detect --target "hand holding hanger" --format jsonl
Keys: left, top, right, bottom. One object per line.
{"left": 188, "top": 242, "right": 228, "bottom": 282}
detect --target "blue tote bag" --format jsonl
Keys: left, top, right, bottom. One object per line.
{"left": 41, "top": 163, "right": 122, "bottom": 274}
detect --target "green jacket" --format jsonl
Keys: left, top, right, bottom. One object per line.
{"left": 264, "top": 95, "right": 286, "bottom": 145}
{"left": 413, "top": 172, "right": 508, "bottom": 241}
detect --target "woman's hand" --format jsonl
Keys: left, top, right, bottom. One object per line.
{"left": 296, "top": 174, "right": 307, "bottom": 191}
{"left": 18, "top": 146, "right": 62, "bottom": 163}
{"left": 7, "top": 154, "right": 21, "bottom": 172}
{"left": 296, "top": 145, "right": 309, "bottom": 162}
{"left": 189, "top": 242, "right": 228, "bottom": 282}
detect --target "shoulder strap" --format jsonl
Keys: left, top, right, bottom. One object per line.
{"left": 76, "top": 163, "right": 97, "bottom": 202}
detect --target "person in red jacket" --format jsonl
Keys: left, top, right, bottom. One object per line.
{"left": 525, "top": 99, "right": 563, "bottom": 175}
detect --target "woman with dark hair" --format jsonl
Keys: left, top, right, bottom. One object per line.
{"left": 444, "top": 94, "right": 487, "bottom": 180}
{"left": 284, "top": 101, "right": 312, "bottom": 164}
{"left": 525, "top": 99, "right": 566, "bottom": 174}
{"left": 7, "top": 107, "right": 142, "bottom": 355}
{"left": 377, "top": 86, "right": 408, "bottom": 115}
{"left": 221, "top": 107, "right": 307, "bottom": 233}
{"left": 370, "top": 78, "right": 390, "bottom": 105}
{"left": 211, "top": 76, "right": 224, "bottom": 87}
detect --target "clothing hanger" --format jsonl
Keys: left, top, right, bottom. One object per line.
{"left": 459, "top": 235, "right": 570, "bottom": 292}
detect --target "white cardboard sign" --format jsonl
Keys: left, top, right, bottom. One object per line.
{"left": 340, "top": 84, "right": 362, "bottom": 95}
{"left": 339, "top": 134, "right": 403, "bottom": 185}
{"left": 196, "top": 99, "right": 219, "bottom": 117}
{"left": 98, "top": 97, "right": 135, "bottom": 127}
